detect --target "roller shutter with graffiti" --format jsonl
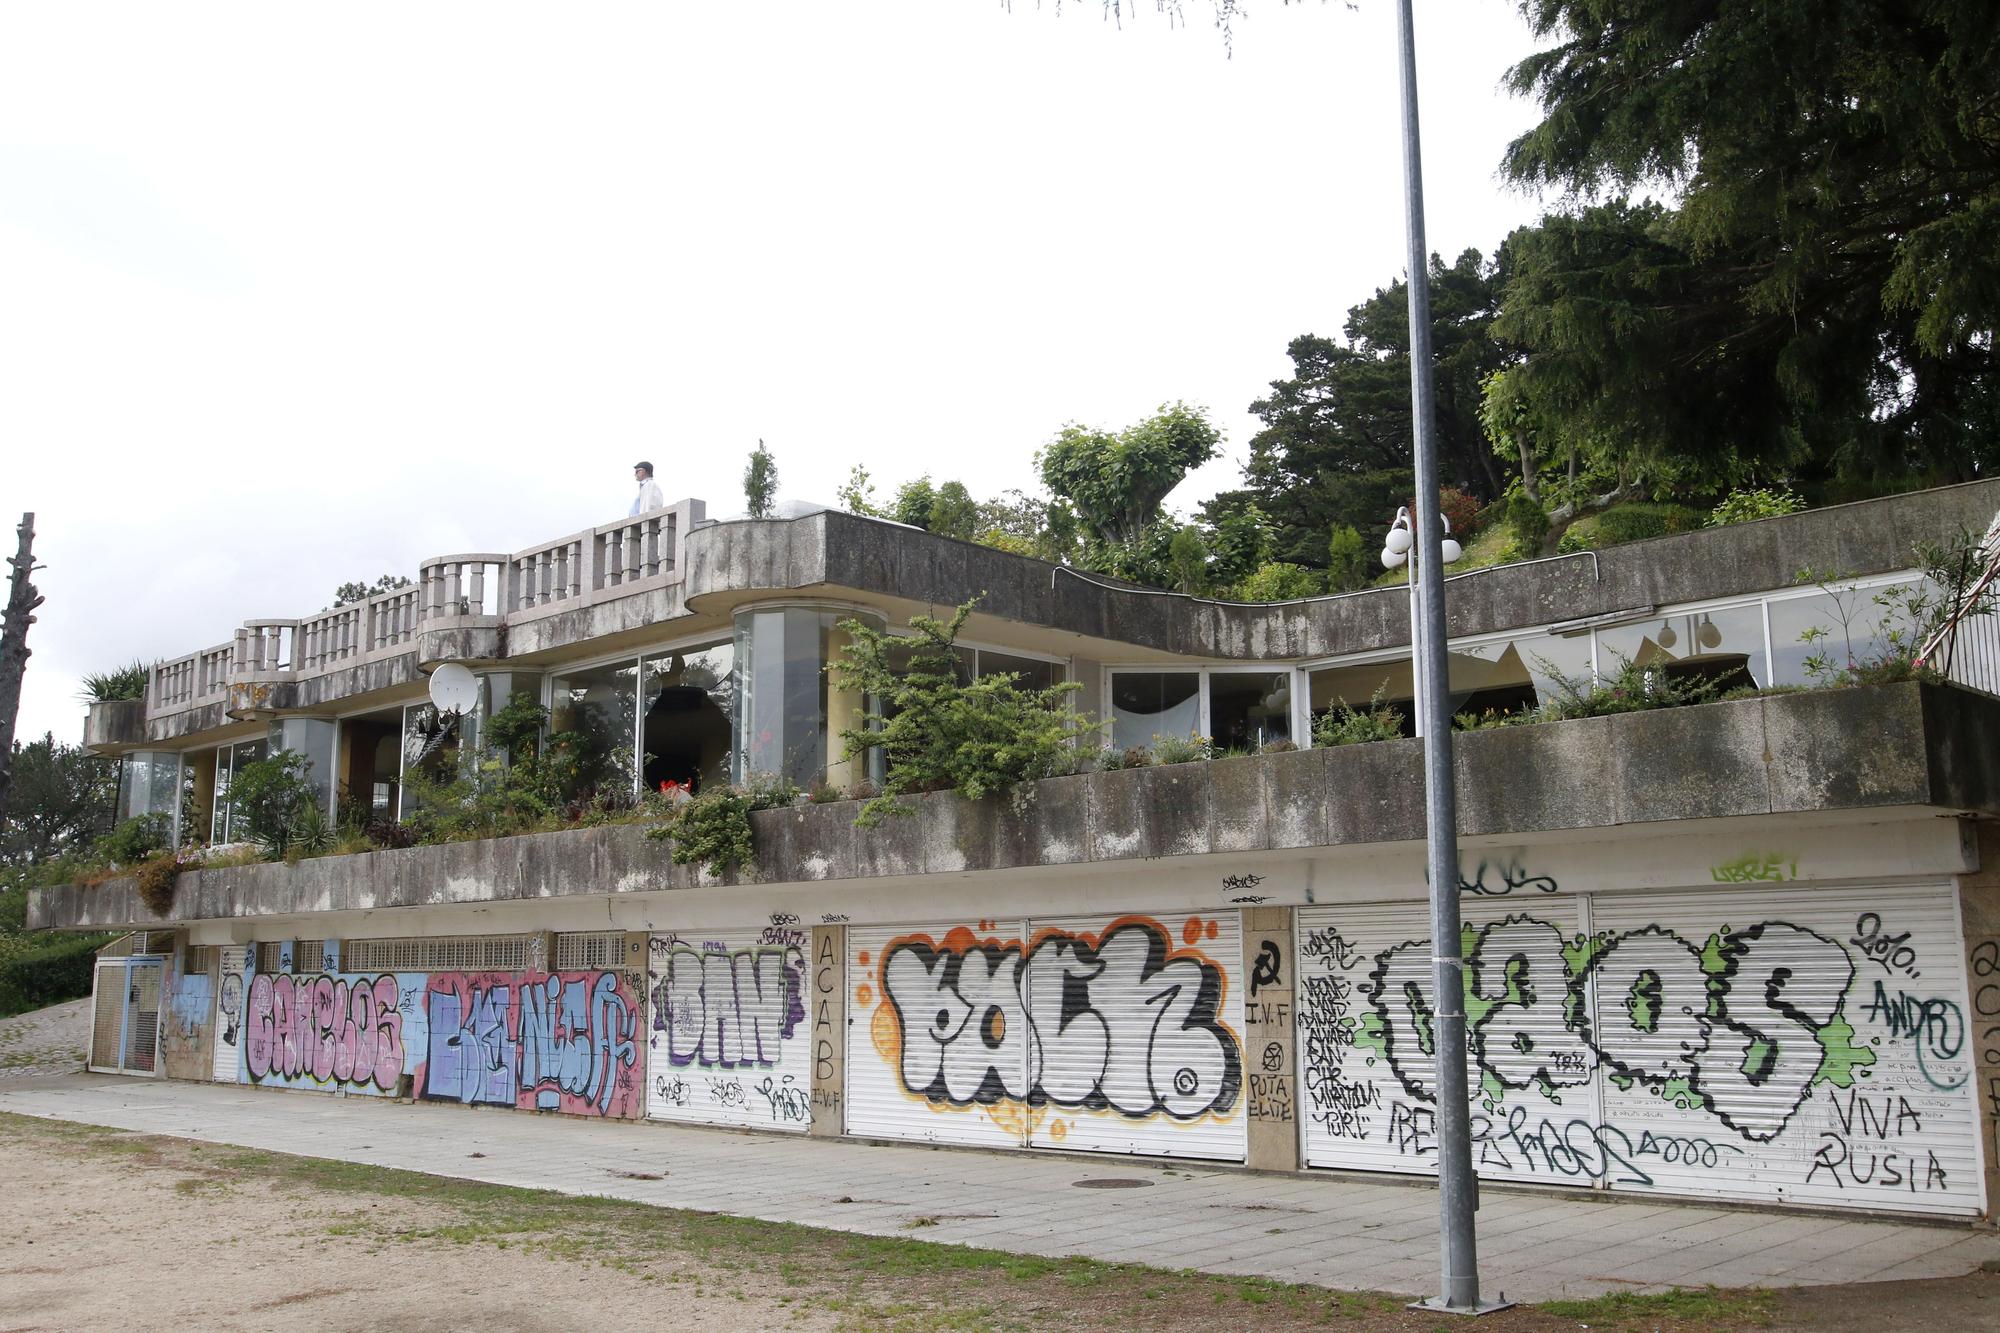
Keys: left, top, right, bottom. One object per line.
{"left": 646, "top": 927, "right": 812, "bottom": 1130}
{"left": 231, "top": 964, "right": 642, "bottom": 1118}
{"left": 1296, "top": 885, "right": 1987, "bottom": 1216}
{"left": 846, "top": 913, "right": 1247, "bottom": 1160}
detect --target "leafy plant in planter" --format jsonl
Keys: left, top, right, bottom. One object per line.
{"left": 225, "top": 751, "right": 321, "bottom": 859}
{"left": 134, "top": 847, "right": 202, "bottom": 916}
{"left": 831, "top": 599, "right": 1098, "bottom": 827}
{"left": 1312, "top": 687, "right": 1407, "bottom": 746}
{"left": 650, "top": 787, "right": 754, "bottom": 874}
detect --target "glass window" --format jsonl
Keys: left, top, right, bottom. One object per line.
{"left": 1767, "top": 582, "right": 1915, "bottom": 686}
{"left": 268, "top": 718, "right": 337, "bottom": 816}
{"left": 213, "top": 737, "right": 268, "bottom": 843}
{"left": 975, "top": 649, "right": 1062, "bottom": 693}
{"left": 735, "top": 608, "right": 875, "bottom": 788}
{"left": 1208, "top": 672, "right": 1293, "bottom": 751}
{"left": 548, "top": 659, "right": 640, "bottom": 797}
{"left": 1309, "top": 659, "right": 1415, "bottom": 737}
{"left": 117, "top": 751, "right": 181, "bottom": 826}
{"left": 1597, "top": 604, "right": 1768, "bottom": 692}
{"left": 642, "top": 642, "right": 734, "bottom": 794}
{"left": 1109, "top": 671, "right": 1201, "bottom": 750}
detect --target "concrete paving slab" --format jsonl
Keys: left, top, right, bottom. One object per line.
{"left": 0, "top": 1072, "right": 1993, "bottom": 1305}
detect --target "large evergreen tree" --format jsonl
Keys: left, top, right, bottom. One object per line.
{"left": 1503, "top": 0, "right": 2000, "bottom": 487}
{"left": 1240, "top": 250, "right": 1509, "bottom": 565}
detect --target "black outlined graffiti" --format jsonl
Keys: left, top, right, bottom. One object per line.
{"left": 650, "top": 938, "right": 806, "bottom": 1071}
{"left": 1250, "top": 940, "right": 1282, "bottom": 997}
{"left": 880, "top": 918, "right": 1241, "bottom": 1121}
{"left": 1454, "top": 859, "right": 1558, "bottom": 897}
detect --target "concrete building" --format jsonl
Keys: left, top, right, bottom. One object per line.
{"left": 33, "top": 481, "right": 2000, "bottom": 1225}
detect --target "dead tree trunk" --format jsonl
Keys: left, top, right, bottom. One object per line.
{"left": 0, "top": 513, "right": 45, "bottom": 824}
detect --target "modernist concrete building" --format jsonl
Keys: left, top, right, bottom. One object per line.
{"left": 33, "top": 481, "right": 2000, "bottom": 1226}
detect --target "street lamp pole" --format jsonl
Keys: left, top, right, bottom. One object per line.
{"left": 1391, "top": 0, "right": 1495, "bottom": 1314}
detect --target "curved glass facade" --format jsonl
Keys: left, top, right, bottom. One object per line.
{"left": 732, "top": 606, "right": 880, "bottom": 788}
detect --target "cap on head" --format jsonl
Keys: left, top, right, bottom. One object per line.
{"left": 634, "top": 461, "right": 654, "bottom": 477}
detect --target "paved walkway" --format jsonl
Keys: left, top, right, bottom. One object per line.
{"left": 1, "top": 1073, "right": 1994, "bottom": 1303}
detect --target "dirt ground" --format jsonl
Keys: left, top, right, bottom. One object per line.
{"left": 0, "top": 1111, "right": 1993, "bottom": 1332}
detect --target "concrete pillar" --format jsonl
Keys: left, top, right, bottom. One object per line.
{"left": 1241, "top": 906, "right": 1300, "bottom": 1173}
{"left": 526, "top": 930, "right": 555, "bottom": 975}
{"left": 623, "top": 931, "right": 652, "bottom": 1116}
{"left": 1958, "top": 822, "right": 2000, "bottom": 1223}
{"left": 810, "top": 925, "right": 846, "bottom": 1137}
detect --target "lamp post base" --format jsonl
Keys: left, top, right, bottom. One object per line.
{"left": 1406, "top": 1297, "right": 1517, "bottom": 1318}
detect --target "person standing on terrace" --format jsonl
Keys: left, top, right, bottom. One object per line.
{"left": 630, "top": 461, "right": 664, "bottom": 516}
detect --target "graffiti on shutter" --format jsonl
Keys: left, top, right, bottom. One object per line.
{"left": 645, "top": 926, "right": 812, "bottom": 1131}
{"left": 846, "top": 913, "right": 1248, "bottom": 1160}
{"left": 1296, "top": 883, "right": 1987, "bottom": 1217}
{"left": 213, "top": 947, "right": 249, "bottom": 1082}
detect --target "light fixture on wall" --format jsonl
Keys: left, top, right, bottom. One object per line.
{"left": 1697, "top": 613, "right": 1723, "bottom": 650}
{"left": 1657, "top": 618, "right": 1678, "bottom": 650}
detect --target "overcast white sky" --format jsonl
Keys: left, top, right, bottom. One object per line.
{"left": 1, "top": 0, "right": 1550, "bottom": 747}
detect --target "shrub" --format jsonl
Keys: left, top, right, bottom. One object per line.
{"left": 134, "top": 847, "right": 201, "bottom": 916}
{"left": 1505, "top": 493, "right": 1551, "bottom": 557}
{"left": 0, "top": 933, "right": 115, "bottom": 1018}
{"left": 831, "top": 599, "right": 1095, "bottom": 827}
{"left": 1562, "top": 503, "right": 1709, "bottom": 552}
{"left": 805, "top": 779, "right": 847, "bottom": 805}
{"left": 650, "top": 786, "right": 754, "bottom": 875}
{"left": 226, "top": 751, "right": 319, "bottom": 852}
{"left": 1261, "top": 738, "right": 1297, "bottom": 754}
{"left": 1312, "top": 688, "right": 1407, "bottom": 746}
{"left": 1098, "top": 745, "right": 1154, "bottom": 771}
{"left": 1709, "top": 486, "right": 1806, "bottom": 527}
{"left": 96, "top": 814, "right": 170, "bottom": 868}
{"left": 1326, "top": 525, "right": 1370, "bottom": 593}
{"left": 1227, "top": 561, "right": 1322, "bottom": 602}
{"left": 1533, "top": 653, "right": 1724, "bottom": 721}
{"left": 78, "top": 663, "right": 149, "bottom": 703}
{"left": 1150, "top": 732, "right": 1215, "bottom": 765}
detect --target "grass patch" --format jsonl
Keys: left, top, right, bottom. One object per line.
{"left": 1539, "top": 1286, "right": 1777, "bottom": 1326}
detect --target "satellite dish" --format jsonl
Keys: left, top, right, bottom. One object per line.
{"left": 428, "top": 662, "right": 479, "bottom": 715}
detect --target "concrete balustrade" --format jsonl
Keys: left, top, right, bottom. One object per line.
{"left": 138, "top": 500, "right": 704, "bottom": 725}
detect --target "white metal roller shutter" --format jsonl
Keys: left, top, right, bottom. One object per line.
{"left": 845, "top": 922, "right": 1030, "bottom": 1149}
{"left": 1026, "top": 911, "right": 1247, "bottom": 1161}
{"left": 645, "top": 928, "right": 813, "bottom": 1132}
{"left": 1588, "top": 884, "right": 1986, "bottom": 1216}
{"left": 212, "top": 947, "right": 249, "bottom": 1082}
{"left": 1296, "top": 899, "right": 1588, "bottom": 1184}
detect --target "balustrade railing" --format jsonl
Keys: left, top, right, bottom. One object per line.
{"left": 141, "top": 497, "right": 703, "bottom": 712}
{"left": 419, "top": 555, "right": 506, "bottom": 619}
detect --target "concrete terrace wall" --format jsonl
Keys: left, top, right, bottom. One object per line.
{"left": 796, "top": 478, "right": 2000, "bottom": 661}
{"left": 34, "top": 681, "right": 2000, "bottom": 932}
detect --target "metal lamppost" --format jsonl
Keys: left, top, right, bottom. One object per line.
{"left": 1389, "top": 0, "right": 1504, "bottom": 1315}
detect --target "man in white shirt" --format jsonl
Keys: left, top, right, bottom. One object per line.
{"left": 631, "top": 461, "right": 665, "bottom": 516}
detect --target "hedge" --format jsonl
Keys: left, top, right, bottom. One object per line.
{"left": 0, "top": 934, "right": 115, "bottom": 1019}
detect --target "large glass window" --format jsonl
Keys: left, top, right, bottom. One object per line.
{"left": 211, "top": 737, "right": 268, "bottom": 843}
{"left": 1767, "top": 582, "right": 1914, "bottom": 686}
{"left": 1109, "top": 671, "right": 1201, "bottom": 750}
{"left": 1209, "top": 672, "right": 1293, "bottom": 751}
{"left": 548, "top": 659, "right": 640, "bottom": 797}
{"left": 642, "top": 642, "right": 734, "bottom": 794}
{"left": 117, "top": 751, "right": 181, "bottom": 829}
{"left": 973, "top": 649, "right": 1063, "bottom": 693}
{"left": 1308, "top": 659, "right": 1416, "bottom": 736}
{"left": 735, "top": 608, "right": 880, "bottom": 788}
{"left": 268, "top": 718, "right": 336, "bottom": 816}
{"left": 1597, "top": 604, "right": 1768, "bottom": 692}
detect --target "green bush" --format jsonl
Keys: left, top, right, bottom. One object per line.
{"left": 1505, "top": 493, "right": 1551, "bottom": 556}
{"left": 1557, "top": 503, "right": 1707, "bottom": 553}
{"left": 1227, "top": 562, "right": 1322, "bottom": 602}
{"left": 831, "top": 599, "right": 1096, "bottom": 827}
{"left": 225, "top": 751, "right": 319, "bottom": 853}
{"left": 0, "top": 933, "right": 113, "bottom": 1018}
{"left": 649, "top": 787, "right": 754, "bottom": 875}
{"left": 1150, "top": 732, "right": 1214, "bottom": 765}
{"left": 1312, "top": 688, "right": 1407, "bottom": 746}
{"left": 1709, "top": 486, "right": 1806, "bottom": 527}
{"left": 95, "top": 814, "right": 170, "bottom": 867}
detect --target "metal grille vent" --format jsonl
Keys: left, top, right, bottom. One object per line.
{"left": 255, "top": 942, "right": 284, "bottom": 973}
{"left": 183, "top": 946, "right": 216, "bottom": 975}
{"left": 296, "top": 939, "right": 327, "bottom": 972}
{"left": 554, "top": 932, "right": 622, "bottom": 970}
{"left": 342, "top": 935, "right": 530, "bottom": 974}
